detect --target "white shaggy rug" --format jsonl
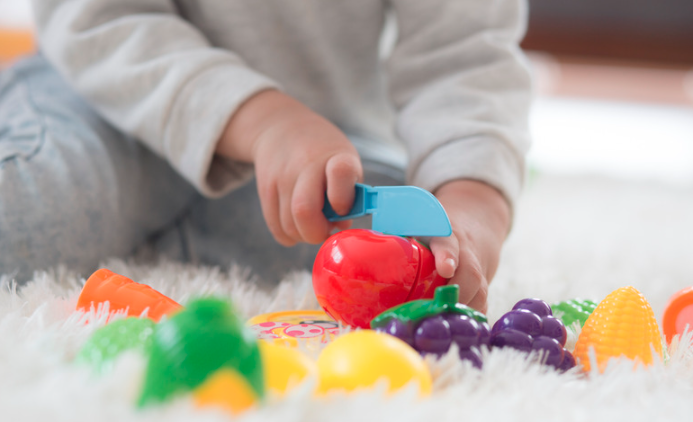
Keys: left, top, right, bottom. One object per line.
{"left": 3, "top": 173, "right": 693, "bottom": 422}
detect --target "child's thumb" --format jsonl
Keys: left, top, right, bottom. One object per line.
{"left": 429, "top": 234, "right": 459, "bottom": 279}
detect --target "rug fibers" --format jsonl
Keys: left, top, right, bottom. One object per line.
{"left": 2, "top": 173, "right": 693, "bottom": 422}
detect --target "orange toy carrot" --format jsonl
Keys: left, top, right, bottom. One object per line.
{"left": 76, "top": 268, "right": 182, "bottom": 321}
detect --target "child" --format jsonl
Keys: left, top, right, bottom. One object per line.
{"left": 0, "top": 0, "right": 531, "bottom": 313}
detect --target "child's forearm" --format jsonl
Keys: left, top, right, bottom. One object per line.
{"left": 388, "top": 0, "right": 531, "bottom": 218}
{"left": 435, "top": 179, "right": 511, "bottom": 242}
{"left": 216, "top": 89, "right": 297, "bottom": 163}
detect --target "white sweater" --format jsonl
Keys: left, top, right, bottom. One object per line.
{"left": 32, "top": 0, "right": 532, "bottom": 207}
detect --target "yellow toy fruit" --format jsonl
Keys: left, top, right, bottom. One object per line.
{"left": 574, "top": 286, "right": 663, "bottom": 372}
{"left": 316, "top": 330, "right": 432, "bottom": 396}
{"left": 258, "top": 341, "right": 318, "bottom": 394}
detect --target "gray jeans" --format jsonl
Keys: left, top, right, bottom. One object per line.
{"left": 0, "top": 55, "right": 404, "bottom": 284}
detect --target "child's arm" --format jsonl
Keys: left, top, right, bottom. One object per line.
{"left": 33, "top": 0, "right": 278, "bottom": 197}
{"left": 387, "top": 0, "right": 532, "bottom": 311}
{"left": 34, "top": 1, "right": 362, "bottom": 246}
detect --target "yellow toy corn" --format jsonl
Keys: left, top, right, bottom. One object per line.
{"left": 574, "top": 286, "right": 663, "bottom": 372}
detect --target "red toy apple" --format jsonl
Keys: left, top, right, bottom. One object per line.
{"left": 312, "top": 229, "right": 448, "bottom": 328}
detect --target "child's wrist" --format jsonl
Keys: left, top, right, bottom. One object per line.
{"left": 215, "top": 89, "right": 302, "bottom": 163}
{"left": 435, "top": 179, "right": 511, "bottom": 237}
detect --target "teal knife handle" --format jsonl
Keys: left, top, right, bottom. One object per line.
{"left": 323, "top": 183, "right": 372, "bottom": 221}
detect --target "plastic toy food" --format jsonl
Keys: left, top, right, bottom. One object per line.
{"left": 371, "top": 285, "right": 489, "bottom": 367}
{"left": 76, "top": 317, "right": 156, "bottom": 373}
{"left": 574, "top": 286, "right": 663, "bottom": 373}
{"left": 662, "top": 286, "right": 693, "bottom": 344}
{"left": 258, "top": 341, "right": 317, "bottom": 395}
{"left": 316, "top": 330, "right": 431, "bottom": 396}
{"left": 76, "top": 268, "right": 181, "bottom": 322}
{"left": 313, "top": 229, "right": 447, "bottom": 328}
{"left": 138, "top": 297, "right": 264, "bottom": 415}
{"left": 551, "top": 299, "right": 598, "bottom": 329}
{"left": 491, "top": 298, "right": 575, "bottom": 371}
{"left": 247, "top": 310, "right": 339, "bottom": 346}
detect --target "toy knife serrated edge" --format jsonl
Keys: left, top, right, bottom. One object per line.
{"left": 322, "top": 183, "right": 452, "bottom": 237}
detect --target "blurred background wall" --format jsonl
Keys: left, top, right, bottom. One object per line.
{"left": 521, "top": 0, "right": 693, "bottom": 185}
{"left": 0, "top": 0, "right": 33, "bottom": 65}
{"left": 523, "top": 0, "right": 693, "bottom": 65}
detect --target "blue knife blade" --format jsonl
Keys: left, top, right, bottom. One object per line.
{"left": 322, "top": 183, "right": 451, "bottom": 237}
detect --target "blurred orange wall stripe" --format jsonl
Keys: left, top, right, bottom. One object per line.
{"left": 0, "top": 28, "right": 35, "bottom": 62}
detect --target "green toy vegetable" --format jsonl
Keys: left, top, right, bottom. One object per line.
{"left": 76, "top": 317, "right": 156, "bottom": 373}
{"left": 551, "top": 299, "right": 598, "bottom": 329}
{"left": 138, "top": 297, "right": 264, "bottom": 409}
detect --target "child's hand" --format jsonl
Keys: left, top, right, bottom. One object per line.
{"left": 429, "top": 180, "right": 511, "bottom": 314}
{"left": 217, "top": 89, "right": 362, "bottom": 246}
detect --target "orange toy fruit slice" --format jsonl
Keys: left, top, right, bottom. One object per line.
{"left": 662, "top": 286, "right": 693, "bottom": 345}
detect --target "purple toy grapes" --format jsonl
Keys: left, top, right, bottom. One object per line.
{"left": 445, "top": 314, "right": 480, "bottom": 350}
{"left": 478, "top": 321, "right": 491, "bottom": 348}
{"left": 541, "top": 315, "right": 567, "bottom": 346}
{"left": 373, "top": 295, "right": 575, "bottom": 372}
{"left": 414, "top": 315, "right": 452, "bottom": 356}
{"left": 492, "top": 298, "right": 576, "bottom": 371}
{"left": 459, "top": 348, "right": 483, "bottom": 369}
{"left": 376, "top": 313, "right": 490, "bottom": 367}
{"left": 380, "top": 318, "right": 415, "bottom": 347}
{"left": 512, "top": 298, "right": 552, "bottom": 317}
{"left": 557, "top": 350, "right": 576, "bottom": 372}
{"left": 531, "top": 336, "right": 564, "bottom": 367}
{"left": 491, "top": 309, "right": 542, "bottom": 337}
{"left": 490, "top": 328, "right": 532, "bottom": 352}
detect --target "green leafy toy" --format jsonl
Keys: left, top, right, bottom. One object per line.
{"left": 551, "top": 299, "right": 598, "bottom": 329}
{"left": 138, "top": 297, "right": 264, "bottom": 414}
{"left": 76, "top": 317, "right": 156, "bottom": 373}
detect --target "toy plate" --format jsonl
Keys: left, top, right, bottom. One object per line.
{"left": 247, "top": 310, "right": 339, "bottom": 346}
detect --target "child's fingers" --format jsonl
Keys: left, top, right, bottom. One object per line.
{"left": 278, "top": 178, "right": 302, "bottom": 244}
{"left": 429, "top": 234, "right": 459, "bottom": 279}
{"left": 450, "top": 251, "right": 487, "bottom": 311}
{"left": 325, "top": 152, "right": 362, "bottom": 216}
{"left": 467, "top": 286, "right": 489, "bottom": 314}
{"left": 257, "top": 180, "right": 296, "bottom": 247}
{"left": 431, "top": 233, "right": 489, "bottom": 312}
{"left": 292, "top": 171, "right": 331, "bottom": 244}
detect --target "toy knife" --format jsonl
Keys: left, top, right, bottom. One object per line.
{"left": 322, "top": 183, "right": 452, "bottom": 237}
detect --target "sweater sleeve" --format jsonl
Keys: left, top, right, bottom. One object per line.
{"left": 386, "top": 0, "right": 532, "bottom": 209}
{"left": 31, "top": 0, "right": 279, "bottom": 197}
